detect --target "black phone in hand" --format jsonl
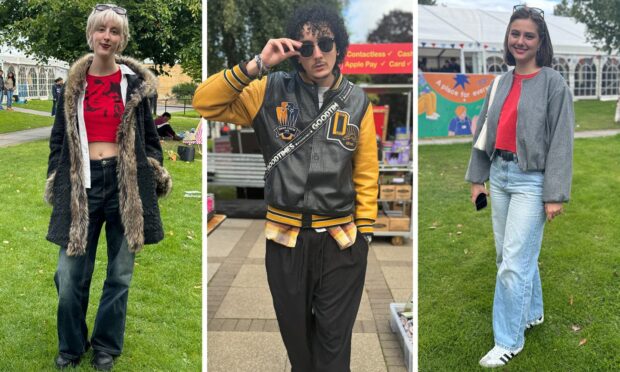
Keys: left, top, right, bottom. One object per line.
{"left": 475, "top": 193, "right": 487, "bottom": 211}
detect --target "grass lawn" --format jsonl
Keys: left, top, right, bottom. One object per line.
{"left": 0, "top": 110, "right": 53, "bottom": 134}
{"left": 0, "top": 140, "right": 201, "bottom": 371}
{"left": 574, "top": 99, "right": 619, "bottom": 131}
{"left": 419, "top": 136, "right": 620, "bottom": 371}
{"left": 13, "top": 99, "right": 54, "bottom": 112}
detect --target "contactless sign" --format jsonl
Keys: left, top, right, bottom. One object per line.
{"left": 341, "top": 43, "right": 413, "bottom": 75}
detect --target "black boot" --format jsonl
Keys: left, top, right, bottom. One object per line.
{"left": 92, "top": 351, "right": 115, "bottom": 371}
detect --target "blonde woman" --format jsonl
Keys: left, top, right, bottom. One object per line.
{"left": 46, "top": 4, "right": 171, "bottom": 370}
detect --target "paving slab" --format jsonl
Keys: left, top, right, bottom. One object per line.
{"left": 248, "top": 231, "right": 267, "bottom": 258}
{"left": 381, "top": 266, "right": 413, "bottom": 291}
{"left": 220, "top": 218, "right": 255, "bottom": 228}
{"left": 215, "top": 287, "right": 276, "bottom": 319}
{"left": 231, "top": 264, "right": 268, "bottom": 288}
{"left": 357, "top": 290, "right": 374, "bottom": 321}
{"left": 351, "top": 333, "right": 388, "bottom": 372}
{"left": 208, "top": 332, "right": 287, "bottom": 372}
{"left": 207, "top": 263, "right": 221, "bottom": 283}
{"left": 373, "top": 243, "right": 413, "bottom": 262}
{"left": 390, "top": 288, "right": 413, "bottom": 304}
{"left": 207, "top": 227, "right": 244, "bottom": 257}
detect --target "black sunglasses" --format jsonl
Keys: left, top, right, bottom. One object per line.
{"left": 94, "top": 4, "right": 127, "bottom": 16}
{"left": 513, "top": 5, "right": 544, "bottom": 18}
{"left": 298, "top": 37, "right": 335, "bottom": 58}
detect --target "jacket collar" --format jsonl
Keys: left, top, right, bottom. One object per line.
{"left": 64, "top": 53, "right": 157, "bottom": 102}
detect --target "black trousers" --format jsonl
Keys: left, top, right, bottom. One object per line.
{"left": 266, "top": 229, "right": 368, "bottom": 372}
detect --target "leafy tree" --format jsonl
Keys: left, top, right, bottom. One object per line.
{"left": 367, "top": 10, "right": 413, "bottom": 138}
{"left": 570, "top": 0, "right": 620, "bottom": 121}
{"left": 571, "top": 0, "right": 620, "bottom": 54}
{"left": 0, "top": 0, "right": 201, "bottom": 81}
{"left": 207, "top": 0, "right": 342, "bottom": 75}
{"left": 553, "top": 0, "right": 577, "bottom": 17}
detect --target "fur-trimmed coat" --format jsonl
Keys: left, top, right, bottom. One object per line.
{"left": 45, "top": 54, "right": 171, "bottom": 256}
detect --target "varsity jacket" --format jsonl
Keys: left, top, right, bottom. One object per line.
{"left": 45, "top": 54, "right": 172, "bottom": 256}
{"left": 193, "top": 64, "right": 378, "bottom": 233}
{"left": 466, "top": 67, "right": 574, "bottom": 203}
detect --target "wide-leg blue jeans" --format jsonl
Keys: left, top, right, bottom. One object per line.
{"left": 489, "top": 156, "right": 546, "bottom": 351}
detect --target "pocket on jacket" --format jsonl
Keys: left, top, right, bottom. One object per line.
{"left": 146, "top": 157, "right": 172, "bottom": 198}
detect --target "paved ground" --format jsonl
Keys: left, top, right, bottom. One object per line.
{"left": 207, "top": 218, "right": 413, "bottom": 372}
{"left": 11, "top": 107, "right": 52, "bottom": 116}
{"left": 0, "top": 126, "right": 52, "bottom": 147}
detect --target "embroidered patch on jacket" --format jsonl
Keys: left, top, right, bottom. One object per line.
{"left": 327, "top": 110, "right": 359, "bottom": 151}
{"left": 274, "top": 102, "right": 300, "bottom": 141}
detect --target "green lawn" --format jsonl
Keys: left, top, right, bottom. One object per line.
{"left": 0, "top": 110, "right": 53, "bottom": 134}
{"left": 574, "top": 99, "right": 619, "bottom": 131}
{"left": 13, "top": 99, "right": 54, "bottom": 112}
{"left": 0, "top": 141, "right": 201, "bottom": 371}
{"left": 419, "top": 137, "right": 620, "bottom": 371}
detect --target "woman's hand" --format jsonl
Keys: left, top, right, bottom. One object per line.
{"left": 246, "top": 38, "right": 301, "bottom": 77}
{"left": 470, "top": 183, "right": 488, "bottom": 204}
{"left": 544, "top": 202, "right": 563, "bottom": 221}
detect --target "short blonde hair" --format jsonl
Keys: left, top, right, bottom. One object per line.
{"left": 86, "top": 4, "right": 130, "bottom": 54}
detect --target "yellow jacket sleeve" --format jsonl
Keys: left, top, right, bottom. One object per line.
{"left": 192, "top": 64, "right": 267, "bottom": 126}
{"left": 353, "top": 103, "right": 379, "bottom": 234}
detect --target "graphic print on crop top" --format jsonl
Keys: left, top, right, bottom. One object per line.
{"left": 84, "top": 69, "right": 124, "bottom": 142}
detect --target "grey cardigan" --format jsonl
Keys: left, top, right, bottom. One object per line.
{"left": 465, "top": 67, "right": 574, "bottom": 203}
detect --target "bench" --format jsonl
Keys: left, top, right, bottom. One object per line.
{"left": 207, "top": 153, "right": 266, "bottom": 187}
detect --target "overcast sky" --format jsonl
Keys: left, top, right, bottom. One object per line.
{"left": 431, "top": 0, "right": 561, "bottom": 13}
{"left": 343, "top": 1, "right": 563, "bottom": 43}
{"left": 344, "top": 0, "right": 414, "bottom": 43}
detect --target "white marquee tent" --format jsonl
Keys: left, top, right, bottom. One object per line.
{"left": 418, "top": 5, "right": 620, "bottom": 100}
{"left": 0, "top": 46, "right": 69, "bottom": 100}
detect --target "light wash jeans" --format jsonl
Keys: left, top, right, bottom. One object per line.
{"left": 5, "top": 89, "right": 13, "bottom": 108}
{"left": 489, "top": 156, "right": 546, "bottom": 351}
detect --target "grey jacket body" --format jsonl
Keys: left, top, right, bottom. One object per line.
{"left": 465, "top": 67, "right": 574, "bottom": 202}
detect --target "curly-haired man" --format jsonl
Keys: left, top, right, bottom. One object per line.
{"left": 194, "top": 4, "right": 378, "bottom": 370}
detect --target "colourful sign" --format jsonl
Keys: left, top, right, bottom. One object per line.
{"left": 418, "top": 72, "right": 495, "bottom": 138}
{"left": 341, "top": 43, "right": 413, "bottom": 75}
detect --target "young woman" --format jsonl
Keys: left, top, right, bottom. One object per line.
{"left": 45, "top": 4, "right": 171, "bottom": 370}
{"left": 466, "top": 6, "right": 574, "bottom": 368}
{"left": 4, "top": 71, "right": 16, "bottom": 111}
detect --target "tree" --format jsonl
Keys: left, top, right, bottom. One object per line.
{"left": 570, "top": 0, "right": 620, "bottom": 121}
{"left": 207, "top": 0, "right": 342, "bottom": 75}
{"left": 571, "top": 0, "right": 620, "bottom": 54}
{"left": 553, "top": 0, "right": 577, "bottom": 17}
{"left": 0, "top": 0, "right": 202, "bottom": 81}
{"left": 367, "top": 10, "right": 413, "bottom": 138}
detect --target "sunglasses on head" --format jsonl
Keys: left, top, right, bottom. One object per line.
{"left": 513, "top": 5, "right": 544, "bottom": 18}
{"left": 298, "top": 37, "right": 335, "bottom": 58}
{"left": 94, "top": 4, "right": 127, "bottom": 16}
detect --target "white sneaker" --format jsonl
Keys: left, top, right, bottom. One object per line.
{"left": 526, "top": 315, "right": 544, "bottom": 330}
{"left": 479, "top": 345, "right": 523, "bottom": 368}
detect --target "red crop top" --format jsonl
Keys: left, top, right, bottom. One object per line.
{"left": 84, "top": 69, "right": 124, "bottom": 142}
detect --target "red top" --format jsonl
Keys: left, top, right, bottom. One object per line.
{"left": 495, "top": 70, "right": 540, "bottom": 153}
{"left": 84, "top": 69, "right": 124, "bottom": 142}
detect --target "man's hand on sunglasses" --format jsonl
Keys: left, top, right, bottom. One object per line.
{"left": 247, "top": 38, "right": 302, "bottom": 77}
